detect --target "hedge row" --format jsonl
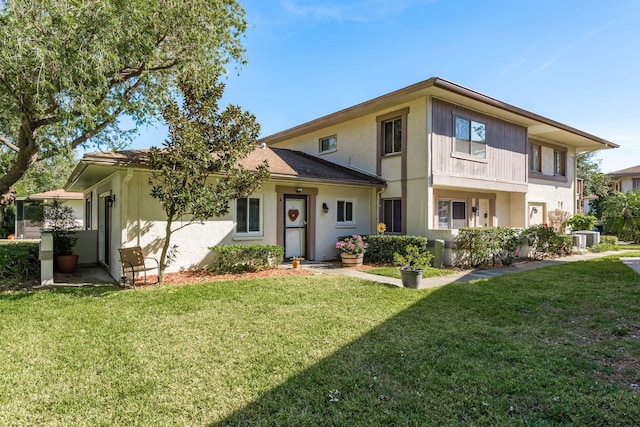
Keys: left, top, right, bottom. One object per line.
{"left": 361, "top": 235, "right": 429, "bottom": 264}
{"left": 209, "top": 244, "right": 284, "bottom": 273}
{"left": 0, "top": 241, "right": 40, "bottom": 291}
{"left": 455, "top": 225, "right": 574, "bottom": 268}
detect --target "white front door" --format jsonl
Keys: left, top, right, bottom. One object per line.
{"left": 284, "top": 196, "right": 306, "bottom": 259}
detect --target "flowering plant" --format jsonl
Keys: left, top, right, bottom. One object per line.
{"left": 376, "top": 222, "right": 387, "bottom": 235}
{"left": 336, "top": 234, "right": 367, "bottom": 255}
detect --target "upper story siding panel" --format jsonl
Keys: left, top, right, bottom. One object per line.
{"left": 431, "top": 99, "right": 528, "bottom": 184}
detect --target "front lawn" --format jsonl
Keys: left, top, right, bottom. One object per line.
{"left": 1, "top": 255, "right": 639, "bottom": 425}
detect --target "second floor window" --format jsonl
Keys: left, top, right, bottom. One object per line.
{"left": 236, "top": 196, "right": 261, "bottom": 234}
{"left": 383, "top": 118, "right": 402, "bottom": 155}
{"left": 529, "top": 144, "right": 541, "bottom": 173}
{"left": 455, "top": 117, "right": 486, "bottom": 159}
{"left": 554, "top": 149, "right": 566, "bottom": 176}
{"left": 319, "top": 135, "right": 337, "bottom": 153}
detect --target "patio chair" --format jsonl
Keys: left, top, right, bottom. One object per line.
{"left": 118, "top": 246, "right": 159, "bottom": 288}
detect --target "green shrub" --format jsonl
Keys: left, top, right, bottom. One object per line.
{"left": 565, "top": 213, "right": 597, "bottom": 232}
{"left": 209, "top": 244, "right": 284, "bottom": 273}
{"left": 363, "top": 235, "right": 428, "bottom": 264}
{"left": 0, "top": 241, "right": 40, "bottom": 291}
{"left": 524, "top": 225, "right": 572, "bottom": 259}
{"left": 591, "top": 235, "right": 619, "bottom": 252}
{"left": 393, "top": 245, "right": 433, "bottom": 271}
{"left": 455, "top": 227, "right": 522, "bottom": 268}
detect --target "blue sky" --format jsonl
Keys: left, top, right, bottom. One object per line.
{"left": 133, "top": 0, "right": 640, "bottom": 173}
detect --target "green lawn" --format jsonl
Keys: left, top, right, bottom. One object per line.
{"left": 1, "top": 255, "right": 640, "bottom": 425}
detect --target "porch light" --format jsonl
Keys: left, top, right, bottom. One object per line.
{"left": 322, "top": 202, "right": 329, "bottom": 214}
{"left": 296, "top": 187, "right": 303, "bottom": 193}
{"left": 106, "top": 195, "right": 116, "bottom": 208}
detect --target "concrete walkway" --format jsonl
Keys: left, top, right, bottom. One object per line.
{"left": 300, "top": 250, "right": 640, "bottom": 290}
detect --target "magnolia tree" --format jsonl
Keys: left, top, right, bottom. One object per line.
{"left": 0, "top": 0, "right": 249, "bottom": 203}
{"left": 149, "top": 80, "right": 269, "bottom": 283}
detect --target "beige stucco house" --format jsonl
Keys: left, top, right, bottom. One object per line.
{"left": 611, "top": 164, "right": 640, "bottom": 192}
{"left": 263, "top": 77, "right": 617, "bottom": 242}
{"left": 66, "top": 147, "right": 384, "bottom": 280}
{"left": 66, "top": 77, "right": 617, "bottom": 280}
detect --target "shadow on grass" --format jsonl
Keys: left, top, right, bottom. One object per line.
{"left": 214, "top": 257, "right": 640, "bottom": 426}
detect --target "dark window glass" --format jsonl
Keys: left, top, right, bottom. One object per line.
{"left": 383, "top": 199, "right": 402, "bottom": 233}
{"left": 236, "top": 198, "right": 247, "bottom": 233}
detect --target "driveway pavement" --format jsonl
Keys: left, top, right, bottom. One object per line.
{"left": 302, "top": 250, "right": 640, "bottom": 290}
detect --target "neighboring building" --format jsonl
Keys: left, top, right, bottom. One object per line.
{"left": 610, "top": 164, "right": 640, "bottom": 192}
{"left": 263, "top": 77, "right": 617, "bottom": 242}
{"left": 15, "top": 189, "right": 83, "bottom": 239}
{"left": 65, "top": 77, "right": 618, "bottom": 280}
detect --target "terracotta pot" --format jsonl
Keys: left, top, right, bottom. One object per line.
{"left": 341, "top": 253, "right": 364, "bottom": 268}
{"left": 292, "top": 260, "right": 300, "bottom": 269}
{"left": 55, "top": 254, "right": 79, "bottom": 274}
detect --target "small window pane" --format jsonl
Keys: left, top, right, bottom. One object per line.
{"left": 470, "top": 121, "right": 485, "bottom": 143}
{"left": 455, "top": 117, "right": 470, "bottom": 140}
{"left": 452, "top": 201, "right": 466, "bottom": 220}
{"left": 320, "top": 136, "right": 337, "bottom": 152}
{"left": 438, "top": 201, "right": 450, "bottom": 229}
{"left": 471, "top": 141, "right": 486, "bottom": 158}
{"left": 393, "top": 200, "right": 402, "bottom": 233}
{"left": 393, "top": 119, "right": 402, "bottom": 153}
{"left": 236, "top": 198, "right": 247, "bottom": 233}
{"left": 249, "top": 198, "right": 260, "bottom": 231}
{"left": 455, "top": 138, "right": 470, "bottom": 154}
{"left": 530, "top": 145, "right": 541, "bottom": 172}
{"left": 337, "top": 201, "right": 345, "bottom": 222}
{"left": 383, "top": 200, "right": 393, "bottom": 231}
{"left": 345, "top": 201, "right": 353, "bottom": 222}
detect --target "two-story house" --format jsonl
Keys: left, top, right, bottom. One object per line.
{"left": 66, "top": 77, "right": 617, "bottom": 280}
{"left": 611, "top": 164, "right": 640, "bottom": 192}
{"left": 262, "top": 77, "right": 617, "bottom": 244}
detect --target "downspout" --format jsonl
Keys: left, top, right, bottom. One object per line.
{"left": 121, "top": 168, "right": 134, "bottom": 248}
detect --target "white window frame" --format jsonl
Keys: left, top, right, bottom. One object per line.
{"left": 336, "top": 199, "right": 356, "bottom": 226}
{"left": 319, "top": 135, "right": 337, "bottom": 154}
{"left": 234, "top": 194, "right": 263, "bottom": 238}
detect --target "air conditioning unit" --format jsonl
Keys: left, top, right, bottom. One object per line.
{"left": 573, "top": 231, "right": 600, "bottom": 247}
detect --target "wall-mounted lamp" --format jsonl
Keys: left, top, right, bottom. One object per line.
{"left": 471, "top": 206, "right": 478, "bottom": 215}
{"left": 532, "top": 206, "right": 538, "bottom": 214}
{"left": 106, "top": 195, "right": 116, "bottom": 208}
{"left": 322, "top": 202, "right": 329, "bottom": 214}
{"left": 296, "top": 187, "right": 303, "bottom": 193}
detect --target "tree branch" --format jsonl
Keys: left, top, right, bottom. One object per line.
{"left": 0, "top": 135, "right": 19, "bottom": 152}
{"left": 70, "top": 77, "right": 144, "bottom": 148}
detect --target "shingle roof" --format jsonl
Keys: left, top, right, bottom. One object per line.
{"left": 610, "top": 164, "right": 640, "bottom": 177}
{"left": 26, "top": 189, "right": 83, "bottom": 200}
{"left": 75, "top": 147, "right": 386, "bottom": 187}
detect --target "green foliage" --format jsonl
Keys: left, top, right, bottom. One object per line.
{"left": 209, "top": 244, "right": 283, "bottom": 273}
{"left": 0, "top": 241, "right": 39, "bottom": 290}
{"left": 564, "top": 213, "right": 597, "bottom": 231}
{"left": 599, "top": 235, "right": 618, "bottom": 245}
{"left": 12, "top": 150, "right": 77, "bottom": 197}
{"left": 393, "top": 245, "right": 433, "bottom": 271}
{"left": 455, "top": 227, "right": 522, "bottom": 268}
{"left": 524, "top": 224, "right": 572, "bottom": 260}
{"left": 602, "top": 191, "right": 640, "bottom": 242}
{"left": 0, "top": 203, "right": 15, "bottom": 237}
{"left": 363, "top": 235, "right": 428, "bottom": 264}
{"left": 0, "top": 0, "right": 248, "bottom": 197}
{"left": 148, "top": 80, "right": 269, "bottom": 282}
{"left": 43, "top": 199, "right": 78, "bottom": 255}
{"left": 577, "top": 152, "right": 613, "bottom": 198}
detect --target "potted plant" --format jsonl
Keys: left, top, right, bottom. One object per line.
{"left": 291, "top": 256, "right": 303, "bottom": 269}
{"left": 44, "top": 199, "right": 79, "bottom": 273}
{"left": 336, "top": 234, "right": 367, "bottom": 267}
{"left": 393, "top": 245, "right": 433, "bottom": 288}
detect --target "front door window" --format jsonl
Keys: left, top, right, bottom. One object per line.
{"left": 284, "top": 195, "right": 307, "bottom": 259}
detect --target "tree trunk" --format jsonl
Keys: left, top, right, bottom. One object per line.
{"left": 0, "top": 128, "right": 39, "bottom": 203}
{"left": 158, "top": 214, "right": 174, "bottom": 284}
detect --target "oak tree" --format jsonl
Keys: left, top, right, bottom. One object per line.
{"left": 0, "top": 0, "right": 248, "bottom": 203}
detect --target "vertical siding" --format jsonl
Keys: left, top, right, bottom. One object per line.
{"left": 431, "top": 99, "right": 527, "bottom": 183}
